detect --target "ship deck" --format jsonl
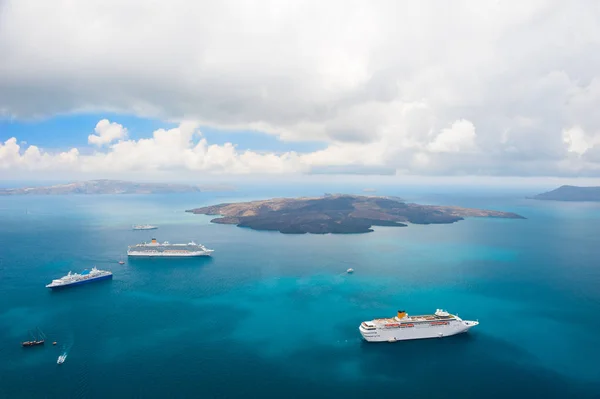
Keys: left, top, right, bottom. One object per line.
{"left": 373, "top": 314, "right": 456, "bottom": 324}
{"left": 130, "top": 245, "right": 205, "bottom": 250}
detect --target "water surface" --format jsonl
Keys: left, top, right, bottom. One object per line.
{"left": 1, "top": 186, "right": 599, "bottom": 398}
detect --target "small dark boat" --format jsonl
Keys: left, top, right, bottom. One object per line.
{"left": 22, "top": 328, "right": 46, "bottom": 347}
{"left": 22, "top": 340, "right": 44, "bottom": 347}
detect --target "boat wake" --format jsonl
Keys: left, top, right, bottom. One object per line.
{"left": 57, "top": 352, "right": 67, "bottom": 364}
{"left": 336, "top": 268, "right": 355, "bottom": 277}
{"left": 57, "top": 340, "right": 73, "bottom": 365}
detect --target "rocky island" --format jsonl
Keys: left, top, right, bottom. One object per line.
{"left": 531, "top": 185, "right": 600, "bottom": 202}
{"left": 186, "top": 194, "right": 525, "bottom": 234}
{"left": 0, "top": 179, "right": 234, "bottom": 195}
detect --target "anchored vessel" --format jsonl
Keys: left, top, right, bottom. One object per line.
{"left": 46, "top": 267, "right": 113, "bottom": 289}
{"left": 359, "top": 309, "right": 479, "bottom": 342}
{"left": 132, "top": 224, "right": 158, "bottom": 230}
{"left": 127, "top": 238, "right": 214, "bottom": 257}
{"left": 22, "top": 328, "right": 46, "bottom": 347}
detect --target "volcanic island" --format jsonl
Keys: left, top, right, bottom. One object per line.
{"left": 186, "top": 194, "right": 525, "bottom": 234}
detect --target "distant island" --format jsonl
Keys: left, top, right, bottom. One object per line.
{"left": 0, "top": 179, "right": 235, "bottom": 195}
{"left": 531, "top": 185, "right": 600, "bottom": 202}
{"left": 186, "top": 194, "right": 525, "bottom": 234}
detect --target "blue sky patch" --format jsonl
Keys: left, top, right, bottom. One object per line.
{"left": 0, "top": 113, "right": 328, "bottom": 154}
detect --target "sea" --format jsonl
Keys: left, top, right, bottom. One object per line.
{"left": 1, "top": 182, "right": 599, "bottom": 398}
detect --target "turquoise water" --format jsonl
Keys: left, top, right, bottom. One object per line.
{"left": 1, "top": 185, "right": 599, "bottom": 398}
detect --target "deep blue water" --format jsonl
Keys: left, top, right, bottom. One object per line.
{"left": 1, "top": 185, "right": 600, "bottom": 398}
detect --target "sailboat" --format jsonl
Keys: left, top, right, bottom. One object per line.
{"left": 22, "top": 328, "right": 45, "bottom": 347}
{"left": 118, "top": 255, "right": 125, "bottom": 265}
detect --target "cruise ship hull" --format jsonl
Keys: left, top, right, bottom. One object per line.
{"left": 127, "top": 250, "right": 213, "bottom": 257}
{"left": 46, "top": 274, "right": 113, "bottom": 289}
{"left": 359, "top": 320, "right": 478, "bottom": 342}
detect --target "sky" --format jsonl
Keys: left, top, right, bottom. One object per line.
{"left": 1, "top": 0, "right": 600, "bottom": 184}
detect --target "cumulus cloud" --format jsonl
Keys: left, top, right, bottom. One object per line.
{"left": 1, "top": 120, "right": 306, "bottom": 175}
{"left": 1, "top": 1, "right": 600, "bottom": 176}
{"left": 427, "top": 120, "right": 478, "bottom": 154}
{"left": 563, "top": 126, "right": 600, "bottom": 155}
{"left": 0, "top": 137, "right": 79, "bottom": 171}
{"left": 88, "top": 119, "right": 127, "bottom": 146}
{"left": 1, "top": 118, "right": 600, "bottom": 177}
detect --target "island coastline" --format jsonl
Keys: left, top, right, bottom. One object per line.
{"left": 187, "top": 194, "right": 525, "bottom": 234}
{"left": 0, "top": 179, "right": 235, "bottom": 195}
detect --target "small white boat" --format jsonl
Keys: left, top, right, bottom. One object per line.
{"left": 347, "top": 268, "right": 354, "bottom": 274}
{"left": 132, "top": 224, "right": 158, "bottom": 230}
{"left": 57, "top": 354, "right": 67, "bottom": 364}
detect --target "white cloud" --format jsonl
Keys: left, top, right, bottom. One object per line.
{"left": 427, "top": 120, "right": 478, "bottom": 153}
{"left": 563, "top": 126, "right": 600, "bottom": 155}
{"left": 88, "top": 119, "right": 127, "bottom": 146}
{"left": 1, "top": 120, "right": 306, "bottom": 175}
{"left": 1, "top": 1, "right": 600, "bottom": 177}
{"left": 0, "top": 137, "right": 79, "bottom": 171}
{"left": 2, "top": 117, "right": 600, "bottom": 177}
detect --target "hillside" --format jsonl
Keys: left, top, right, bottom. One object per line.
{"left": 531, "top": 185, "right": 600, "bottom": 202}
{"left": 187, "top": 194, "right": 525, "bottom": 234}
{"left": 0, "top": 179, "right": 234, "bottom": 195}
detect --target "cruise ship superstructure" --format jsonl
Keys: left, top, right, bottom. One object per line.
{"left": 46, "top": 267, "right": 113, "bottom": 289}
{"left": 127, "top": 238, "right": 214, "bottom": 257}
{"left": 359, "top": 309, "right": 479, "bottom": 342}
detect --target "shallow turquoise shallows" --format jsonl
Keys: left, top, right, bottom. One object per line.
{"left": 1, "top": 185, "right": 599, "bottom": 398}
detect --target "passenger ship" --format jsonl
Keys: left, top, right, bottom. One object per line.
{"left": 359, "top": 309, "right": 479, "bottom": 342}
{"left": 46, "top": 267, "right": 113, "bottom": 289}
{"left": 127, "top": 238, "right": 214, "bottom": 257}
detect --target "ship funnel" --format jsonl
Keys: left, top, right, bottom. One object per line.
{"left": 151, "top": 238, "right": 157, "bottom": 244}
{"left": 397, "top": 310, "right": 407, "bottom": 319}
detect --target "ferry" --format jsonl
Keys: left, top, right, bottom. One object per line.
{"left": 359, "top": 309, "right": 479, "bottom": 342}
{"left": 46, "top": 267, "right": 113, "bottom": 289}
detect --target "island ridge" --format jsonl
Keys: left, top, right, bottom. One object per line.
{"left": 187, "top": 194, "right": 525, "bottom": 234}
{"left": 0, "top": 179, "right": 235, "bottom": 195}
{"left": 531, "top": 185, "right": 600, "bottom": 202}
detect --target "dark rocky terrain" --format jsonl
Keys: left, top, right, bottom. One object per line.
{"left": 187, "top": 194, "right": 525, "bottom": 234}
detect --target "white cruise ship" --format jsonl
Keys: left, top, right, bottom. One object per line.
{"left": 359, "top": 309, "right": 478, "bottom": 342}
{"left": 127, "top": 238, "right": 214, "bottom": 257}
{"left": 46, "top": 267, "right": 113, "bottom": 289}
